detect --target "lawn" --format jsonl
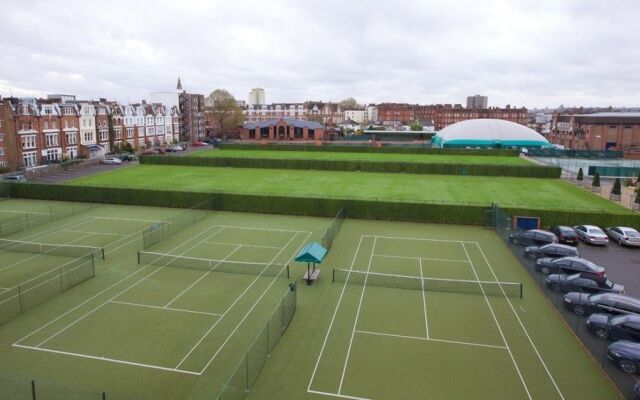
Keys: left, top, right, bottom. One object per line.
{"left": 67, "top": 164, "right": 628, "bottom": 212}
{"left": 191, "top": 148, "right": 533, "bottom": 165}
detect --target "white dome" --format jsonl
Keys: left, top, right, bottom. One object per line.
{"left": 433, "top": 119, "right": 550, "bottom": 148}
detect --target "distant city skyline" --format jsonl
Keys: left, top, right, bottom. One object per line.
{"left": 1, "top": 0, "right": 640, "bottom": 108}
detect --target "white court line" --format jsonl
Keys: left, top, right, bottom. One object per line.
{"left": 308, "top": 389, "right": 372, "bottom": 400}
{"left": 109, "top": 300, "right": 222, "bottom": 317}
{"left": 419, "top": 258, "right": 429, "bottom": 339}
{"left": 197, "top": 230, "right": 310, "bottom": 374}
{"left": 308, "top": 235, "right": 365, "bottom": 393}
{"left": 462, "top": 242, "right": 532, "bottom": 400}
{"left": 176, "top": 230, "right": 301, "bottom": 371}
{"left": 33, "top": 225, "right": 227, "bottom": 349}
{"left": 63, "top": 230, "right": 127, "bottom": 237}
{"left": 203, "top": 240, "right": 282, "bottom": 250}
{"left": 92, "top": 216, "right": 170, "bottom": 223}
{"left": 12, "top": 344, "right": 199, "bottom": 376}
{"left": 338, "top": 237, "right": 377, "bottom": 395}
{"left": 164, "top": 242, "right": 241, "bottom": 308}
{"left": 0, "top": 210, "right": 50, "bottom": 215}
{"left": 374, "top": 254, "right": 469, "bottom": 263}
{"left": 213, "top": 225, "right": 309, "bottom": 234}
{"left": 364, "top": 235, "right": 465, "bottom": 244}
{"left": 355, "top": 330, "right": 508, "bottom": 350}
{"left": 475, "top": 242, "right": 564, "bottom": 399}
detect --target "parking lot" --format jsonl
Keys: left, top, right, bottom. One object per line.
{"left": 578, "top": 243, "right": 640, "bottom": 298}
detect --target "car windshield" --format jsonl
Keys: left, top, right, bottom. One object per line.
{"left": 623, "top": 230, "right": 640, "bottom": 237}
{"left": 588, "top": 227, "right": 605, "bottom": 235}
{"left": 610, "top": 315, "right": 628, "bottom": 325}
{"left": 577, "top": 259, "right": 598, "bottom": 269}
{"left": 589, "top": 293, "right": 604, "bottom": 302}
{"left": 567, "top": 273, "right": 581, "bottom": 280}
{"left": 559, "top": 227, "right": 574, "bottom": 234}
{"left": 602, "top": 279, "right": 614, "bottom": 288}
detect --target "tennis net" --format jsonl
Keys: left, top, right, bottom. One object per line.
{"left": 322, "top": 207, "right": 346, "bottom": 251}
{"left": 138, "top": 251, "right": 289, "bottom": 279}
{"left": 332, "top": 268, "right": 523, "bottom": 298}
{"left": 0, "top": 239, "right": 105, "bottom": 260}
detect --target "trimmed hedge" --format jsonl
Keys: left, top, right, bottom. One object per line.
{"left": 6, "top": 183, "right": 639, "bottom": 229}
{"left": 220, "top": 143, "right": 520, "bottom": 156}
{"left": 140, "top": 155, "right": 561, "bottom": 178}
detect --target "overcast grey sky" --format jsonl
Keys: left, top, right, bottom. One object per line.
{"left": 1, "top": 0, "right": 639, "bottom": 108}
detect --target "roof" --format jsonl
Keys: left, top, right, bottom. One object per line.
{"left": 433, "top": 119, "right": 550, "bottom": 147}
{"left": 244, "top": 118, "right": 324, "bottom": 130}
{"left": 574, "top": 112, "right": 640, "bottom": 124}
{"left": 294, "top": 242, "right": 327, "bottom": 264}
{"left": 338, "top": 119, "right": 358, "bottom": 125}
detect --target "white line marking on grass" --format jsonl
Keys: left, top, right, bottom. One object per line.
{"left": 31, "top": 225, "right": 227, "bottom": 348}
{"left": 338, "top": 237, "right": 377, "bottom": 395}
{"left": 63, "top": 230, "right": 127, "bottom": 237}
{"left": 0, "top": 210, "right": 50, "bottom": 215}
{"left": 419, "top": 258, "right": 429, "bottom": 339}
{"left": 374, "top": 254, "right": 469, "bottom": 263}
{"left": 364, "top": 235, "right": 465, "bottom": 244}
{"left": 214, "top": 224, "right": 310, "bottom": 234}
{"left": 12, "top": 344, "right": 200, "bottom": 376}
{"left": 475, "top": 242, "right": 565, "bottom": 400}
{"left": 462, "top": 243, "right": 532, "bottom": 400}
{"left": 194, "top": 231, "right": 310, "bottom": 374}
{"left": 109, "top": 300, "right": 222, "bottom": 317}
{"left": 203, "top": 241, "right": 282, "bottom": 250}
{"left": 92, "top": 216, "right": 169, "bottom": 224}
{"left": 355, "top": 330, "right": 508, "bottom": 350}
{"left": 164, "top": 244, "right": 242, "bottom": 308}
{"left": 308, "top": 389, "right": 372, "bottom": 400}
{"left": 308, "top": 235, "right": 365, "bottom": 393}
{"left": 519, "top": 305, "right": 526, "bottom": 313}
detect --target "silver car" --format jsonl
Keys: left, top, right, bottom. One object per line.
{"left": 574, "top": 225, "right": 609, "bottom": 246}
{"left": 606, "top": 227, "right": 640, "bottom": 247}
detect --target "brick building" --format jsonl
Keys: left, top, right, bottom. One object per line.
{"left": 548, "top": 112, "right": 640, "bottom": 151}
{"left": 178, "top": 92, "right": 205, "bottom": 142}
{"left": 240, "top": 118, "right": 325, "bottom": 141}
{"left": 0, "top": 97, "right": 19, "bottom": 171}
{"left": 244, "top": 101, "right": 345, "bottom": 124}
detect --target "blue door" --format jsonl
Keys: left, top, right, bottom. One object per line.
{"left": 516, "top": 217, "right": 539, "bottom": 230}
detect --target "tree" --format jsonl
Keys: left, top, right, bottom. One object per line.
{"left": 205, "top": 89, "right": 245, "bottom": 136}
{"left": 339, "top": 97, "right": 362, "bottom": 110}
{"left": 592, "top": 172, "right": 600, "bottom": 187}
{"left": 611, "top": 177, "right": 621, "bottom": 195}
{"left": 410, "top": 120, "right": 423, "bottom": 131}
{"left": 306, "top": 114, "right": 324, "bottom": 123}
{"left": 635, "top": 186, "right": 640, "bottom": 206}
{"left": 576, "top": 167, "right": 583, "bottom": 181}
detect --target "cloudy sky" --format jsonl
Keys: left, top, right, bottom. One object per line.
{"left": 1, "top": 0, "right": 639, "bottom": 108}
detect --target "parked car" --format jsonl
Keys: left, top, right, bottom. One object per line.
{"left": 534, "top": 256, "right": 605, "bottom": 276}
{"left": 563, "top": 292, "right": 640, "bottom": 316}
{"left": 635, "top": 381, "right": 640, "bottom": 399}
{"left": 2, "top": 175, "right": 27, "bottom": 182}
{"left": 551, "top": 226, "right": 579, "bottom": 246}
{"left": 508, "top": 229, "right": 557, "bottom": 246}
{"left": 607, "top": 341, "right": 640, "bottom": 374}
{"left": 574, "top": 225, "right": 609, "bottom": 245}
{"left": 606, "top": 227, "right": 640, "bottom": 247}
{"left": 524, "top": 243, "right": 579, "bottom": 259}
{"left": 546, "top": 273, "right": 624, "bottom": 294}
{"left": 167, "top": 145, "right": 184, "bottom": 152}
{"left": 586, "top": 314, "right": 640, "bottom": 341}
{"left": 192, "top": 141, "right": 207, "bottom": 147}
{"left": 119, "top": 153, "right": 138, "bottom": 161}
{"left": 101, "top": 157, "right": 122, "bottom": 165}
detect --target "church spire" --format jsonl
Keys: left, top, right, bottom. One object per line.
{"left": 176, "top": 76, "right": 182, "bottom": 91}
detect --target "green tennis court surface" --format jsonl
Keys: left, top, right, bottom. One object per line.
{"left": 0, "top": 199, "right": 620, "bottom": 399}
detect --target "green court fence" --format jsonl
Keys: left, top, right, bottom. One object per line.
{"left": 0, "top": 238, "right": 105, "bottom": 260}
{"left": 142, "top": 199, "right": 211, "bottom": 249}
{"left": 0, "top": 253, "right": 95, "bottom": 326}
{"left": 527, "top": 148, "right": 624, "bottom": 158}
{"left": 321, "top": 207, "right": 346, "bottom": 251}
{"left": 0, "top": 373, "right": 139, "bottom": 400}
{"left": 138, "top": 251, "right": 290, "bottom": 279}
{"left": 0, "top": 202, "right": 97, "bottom": 237}
{"left": 587, "top": 165, "right": 640, "bottom": 177}
{"left": 332, "top": 268, "right": 523, "bottom": 299}
{"left": 216, "top": 282, "right": 297, "bottom": 400}
{"left": 139, "top": 154, "right": 561, "bottom": 178}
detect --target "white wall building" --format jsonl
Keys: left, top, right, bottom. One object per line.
{"left": 248, "top": 88, "right": 265, "bottom": 105}
{"left": 344, "top": 110, "right": 366, "bottom": 124}
{"left": 366, "top": 105, "right": 378, "bottom": 123}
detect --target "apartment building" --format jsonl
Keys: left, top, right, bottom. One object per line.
{"left": 548, "top": 112, "right": 640, "bottom": 151}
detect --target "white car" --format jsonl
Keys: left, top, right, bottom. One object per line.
{"left": 101, "top": 157, "right": 122, "bottom": 165}
{"left": 606, "top": 227, "right": 640, "bottom": 247}
{"left": 574, "top": 225, "right": 609, "bottom": 246}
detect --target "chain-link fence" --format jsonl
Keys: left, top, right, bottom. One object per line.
{"left": 142, "top": 199, "right": 212, "bottom": 249}
{"left": 216, "top": 282, "right": 297, "bottom": 400}
{"left": 486, "top": 204, "right": 637, "bottom": 399}
{"left": 0, "top": 374, "right": 139, "bottom": 400}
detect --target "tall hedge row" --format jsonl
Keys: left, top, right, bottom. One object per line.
{"left": 220, "top": 143, "right": 520, "bottom": 156}
{"left": 140, "top": 155, "right": 561, "bottom": 178}
{"left": 7, "top": 183, "right": 639, "bottom": 228}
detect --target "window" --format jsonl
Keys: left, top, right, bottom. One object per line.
{"left": 308, "top": 129, "right": 315, "bottom": 139}
{"left": 115, "top": 129, "right": 122, "bottom": 140}
{"left": 22, "top": 135, "right": 36, "bottom": 149}
{"left": 45, "top": 133, "right": 58, "bottom": 147}
{"left": 46, "top": 149, "right": 59, "bottom": 161}
{"left": 0, "top": 133, "right": 3, "bottom": 141}
{"left": 99, "top": 130, "right": 108, "bottom": 141}
{"left": 28, "top": 122, "right": 33, "bottom": 130}
{"left": 66, "top": 133, "right": 76, "bottom": 145}
{"left": 127, "top": 128, "right": 134, "bottom": 139}
{"left": 0, "top": 147, "right": 4, "bottom": 156}
{"left": 44, "top": 121, "right": 49, "bottom": 130}
{"left": 23, "top": 151, "right": 37, "bottom": 168}
{"left": 249, "top": 129, "right": 256, "bottom": 139}
{"left": 84, "top": 132, "right": 94, "bottom": 142}
{"left": 44, "top": 107, "right": 52, "bottom": 115}
{"left": 0, "top": 161, "right": 6, "bottom": 167}
{"left": 609, "top": 125, "right": 617, "bottom": 129}
{"left": 67, "top": 147, "right": 77, "bottom": 159}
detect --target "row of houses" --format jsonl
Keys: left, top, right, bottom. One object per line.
{"left": 0, "top": 95, "right": 180, "bottom": 171}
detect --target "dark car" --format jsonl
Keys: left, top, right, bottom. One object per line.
{"left": 508, "top": 229, "right": 557, "bottom": 246}
{"left": 119, "top": 153, "right": 138, "bottom": 161}
{"left": 563, "top": 292, "right": 640, "bottom": 316}
{"left": 635, "top": 381, "right": 640, "bottom": 399}
{"left": 534, "top": 256, "right": 605, "bottom": 276}
{"left": 546, "top": 273, "right": 624, "bottom": 294}
{"left": 524, "top": 243, "right": 579, "bottom": 260}
{"left": 551, "top": 226, "right": 579, "bottom": 246}
{"left": 607, "top": 341, "right": 640, "bottom": 374}
{"left": 586, "top": 314, "right": 640, "bottom": 341}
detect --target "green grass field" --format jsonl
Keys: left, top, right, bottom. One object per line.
{"left": 0, "top": 199, "right": 620, "bottom": 399}
{"left": 67, "top": 164, "right": 629, "bottom": 212}
{"left": 192, "top": 149, "right": 532, "bottom": 165}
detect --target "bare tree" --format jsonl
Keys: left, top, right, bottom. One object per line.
{"left": 205, "top": 89, "right": 245, "bottom": 136}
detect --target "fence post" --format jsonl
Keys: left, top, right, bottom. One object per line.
{"left": 18, "top": 285, "right": 24, "bottom": 313}
{"left": 267, "top": 321, "right": 270, "bottom": 356}
{"left": 59, "top": 266, "right": 63, "bottom": 292}
{"left": 281, "top": 298, "right": 285, "bottom": 331}
{"left": 245, "top": 355, "right": 250, "bottom": 393}
{"left": 102, "top": 392, "right": 106, "bottom": 400}
{"left": 31, "top": 380, "right": 36, "bottom": 400}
